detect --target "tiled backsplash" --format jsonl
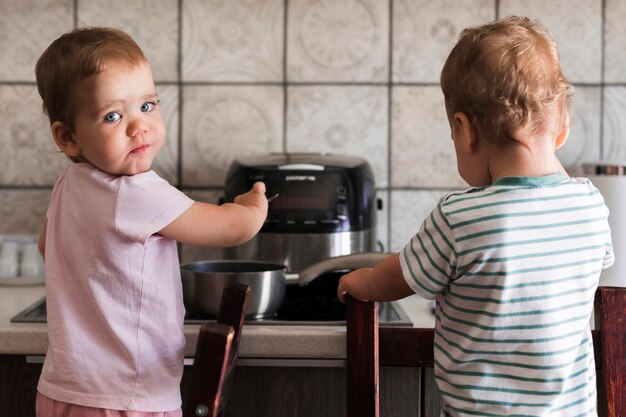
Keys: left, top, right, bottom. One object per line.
{"left": 0, "top": 0, "right": 625, "bottom": 257}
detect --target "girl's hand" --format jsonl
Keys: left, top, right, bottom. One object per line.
{"left": 234, "top": 181, "right": 268, "bottom": 212}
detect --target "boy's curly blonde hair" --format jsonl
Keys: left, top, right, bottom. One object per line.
{"left": 35, "top": 27, "right": 148, "bottom": 132}
{"left": 440, "top": 16, "right": 573, "bottom": 147}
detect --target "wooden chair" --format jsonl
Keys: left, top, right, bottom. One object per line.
{"left": 346, "top": 287, "right": 626, "bottom": 417}
{"left": 185, "top": 284, "right": 250, "bottom": 417}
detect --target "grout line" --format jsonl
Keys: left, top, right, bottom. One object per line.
{"left": 283, "top": 0, "right": 289, "bottom": 152}
{"left": 176, "top": 0, "right": 184, "bottom": 188}
{"left": 386, "top": 0, "right": 394, "bottom": 252}
{"left": 599, "top": 0, "right": 606, "bottom": 159}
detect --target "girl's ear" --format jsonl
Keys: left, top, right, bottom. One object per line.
{"left": 555, "top": 111, "right": 570, "bottom": 150}
{"left": 51, "top": 121, "right": 81, "bottom": 158}
{"left": 453, "top": 112, "right": 479, "bottom": 153}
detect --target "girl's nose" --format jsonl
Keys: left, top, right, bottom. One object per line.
{"left": 128, "top": 118, "right": 147, "bottom": 138}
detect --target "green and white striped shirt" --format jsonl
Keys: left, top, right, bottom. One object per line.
{"left": 400, "top": 173, "right": 614, "bottom": 417}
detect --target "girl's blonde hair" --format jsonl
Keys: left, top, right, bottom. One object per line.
{"left": 440, "top": 16, "right": 573, "bottom": 147}
{"left": 35, "top": 27, "right": 148, "bottom": 131}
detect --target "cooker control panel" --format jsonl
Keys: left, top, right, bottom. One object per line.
{"left": 224, "top": 158, "right": 376, "bottom": 233}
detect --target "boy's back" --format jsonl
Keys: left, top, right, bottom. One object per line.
{"left": 402, "top": 173, "right": 612, "bottom": 415}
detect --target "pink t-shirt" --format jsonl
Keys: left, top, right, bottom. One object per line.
{"left": 38, "top": 163, "right": 194, "bottom": 412}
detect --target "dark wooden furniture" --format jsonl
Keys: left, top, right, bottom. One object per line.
{"left": 185, "top": 284, "right": 250, "bottom": 417}
{"left": 346, "top": 287, "right": 626, "bottom": 417}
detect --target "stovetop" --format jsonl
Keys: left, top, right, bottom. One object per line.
{"left": 10, "top": 297, "right": 411, "bottom": 327}
{"left": 12, "top": 272, "right": 413, "bottom": 326}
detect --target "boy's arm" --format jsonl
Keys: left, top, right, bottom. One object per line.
{"left": 159, "top": 182, "right": 268, "bottom": 247}
{"left": 337, "top": 252, "right": 414, "bottom": 303}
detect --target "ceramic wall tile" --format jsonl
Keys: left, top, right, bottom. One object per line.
{"left": 389, "top": 189, "right": 449, "bottom": 252}
{"left": 0, "top": 0, "right": 73, "bottom": 82}
{"left": 182, "top": 0, "right": 283, "bottom": 82}
{"left": 602, "top": 87, "right": 626, "bottom": 162}
{"left": 391, "top": 85, "right": 465, "bottom": 188}
{"left": 557, "top": 86, "right": 601, "bottom": 175}
{"left": 392, "top": 0, "right": 494, "bottom": 83}
{"left": 0, "top": 190, "right": 51, "bottom": 235}
{"left": 286, "top": 85, "right": 389, "bottom": 186}
{"left": 604, "top": 0, "right": 626, "bottom": 83}
{"left": 77, "top": 0, "right": 179, "bottom": 82}
{"left": 0, "top": 85, "right": 67, "bottom": 186}
{"left": 153, "top": 85, "right": 179, "bottom": 185}
{"left": 181, "top": 85, "right": 284, "bottom": 187}
{"left": 287, "top": 0, "right": 389, "bottom": 82}
{"left": 375, "top": 190, "right": 389, "bottom": 252}
{"left": 499, "top": 0, "right": 602, "bottom": 83}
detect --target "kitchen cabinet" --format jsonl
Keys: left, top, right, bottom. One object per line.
{"left": 0, "top": 356, "right": 441, "bottom": 417}
{"left": 0, "top": 355, "right": 41, "bottom": 417}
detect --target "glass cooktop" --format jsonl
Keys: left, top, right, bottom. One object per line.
{"left": 10, "top": 297, "right": 412, "bottom": 327}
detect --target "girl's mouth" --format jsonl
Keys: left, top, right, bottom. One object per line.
{"left": 131, "top": 144, "right": 150, "bottom": 154}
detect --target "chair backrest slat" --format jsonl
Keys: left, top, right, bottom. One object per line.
{"left": 346, "top": 295, "right": 379, "bottom": 417}
{"left": 346, "top": 287, "right": 625, "bottom": 417}
{"left": 185, "top": 284, "right": 250, "bottom": 417}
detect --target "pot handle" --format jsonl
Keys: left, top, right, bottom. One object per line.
{"left": 297, "top": 252, "right": 394, "bottom": 287}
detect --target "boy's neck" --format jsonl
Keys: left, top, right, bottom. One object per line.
{"left": 488, "top": 142, "right": 566, "bottom": 182}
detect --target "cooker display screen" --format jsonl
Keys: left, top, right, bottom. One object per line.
{"left": 271, "top": 195, "right": 329, "bottom": 210}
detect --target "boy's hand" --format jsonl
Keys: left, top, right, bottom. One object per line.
{"left": 337, "top": 268, "right": 373, "bottom": 303}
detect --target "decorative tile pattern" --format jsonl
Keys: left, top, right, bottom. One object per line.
{"left": 287, "top": 0, "right": 389, "bottom": 82}
{"left": 286, "top": 86, "right": 389, "bottom": 187}
{"left": 181, "top": 85, "right": 284, "bottom": 186}
{"left": 0, "top": 85, "right": 67, "bottom": 186}
{"left": 152, "top": 85, "right": 179, "bottom": 185}
{"left": 602, "top": 87, "right": 626, "bottom": 162}
{"left": 0, "top": 190, "right": 51, "bottom": 235}
{"left": 391, "top": 86, "right": 465, "bottom": 188}
{"left": 0, "top": 0, "right": 73, "bottom": 82}
{"left": 78, "top": 0, "right": 179, "bottom": 82}
{"left": 557, "top": 86, "right": 601, "bottom": 175}
{"left": 0, "top": 0, "right": 617, "bottom": 248}
{"left": 182, "top": 0, "right": 283, "bottom": 82}
{"left": 390, "top": 189, "right": 449, "bottom": 252}
{"left": 499, "top": 0, "right": 602, "bottom": 83}
{"left": 392, "top": 0, "right": 494, "bottom": 83}
{"left": 604, "top": 0, "right": 626, "bottom": 83}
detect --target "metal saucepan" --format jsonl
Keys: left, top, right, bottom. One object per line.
{"left": 180, "top": 252, "right": 391, "bottom": 318}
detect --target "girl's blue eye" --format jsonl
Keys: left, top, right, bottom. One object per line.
{"left": 141, "top": 102, "right": 155, "bottom": 112}
{"left": 104, "top": 112, "right": 121, "bottom": 122}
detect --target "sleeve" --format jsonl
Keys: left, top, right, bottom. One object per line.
{"left": 603, "top": 208, "right": 615, "bottom": 269}
{"left": 115, "top": 171, "right": 194, "bottom": 244}
{"left": 399, "top": 200, "right": 457, "bottom": 300}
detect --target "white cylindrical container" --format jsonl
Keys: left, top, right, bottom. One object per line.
{"left": 20, "top": 242, "right": 44, "bottom": 277}
{"left": 585, "top": 162, "right": 626, "bottom": 287}
{"left": 0, "top": 241, "right": 20, "bottom": 278}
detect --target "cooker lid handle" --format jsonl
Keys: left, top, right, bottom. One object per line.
{"left": 297, "top": 252, "right": 393, "bottom": 287}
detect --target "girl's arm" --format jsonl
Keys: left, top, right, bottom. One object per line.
{"left": 38, "top": 217, "right": 47, "bottom": 259}
{"left": 159, "top": 182, "right": 268, "bottom": 248}
{"left": 337, "top": 252, "right": 414, "bottom": 303}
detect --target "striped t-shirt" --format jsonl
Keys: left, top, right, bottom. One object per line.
{"left": 399, "top": 173, "right": 614, "bottom": 417}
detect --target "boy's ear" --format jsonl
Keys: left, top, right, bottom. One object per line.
{"left": 555, "top": 112, "right": 570, "bottom": 150}
{"left": 51, "top": 121, "right": 81, "bottom": 158}
{"left": 453, "top": 112, "right": 478, "bottom": 152}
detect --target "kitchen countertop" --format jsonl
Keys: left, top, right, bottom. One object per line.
{"left": 0, "top": 284, "right": 435, "bottom": 362}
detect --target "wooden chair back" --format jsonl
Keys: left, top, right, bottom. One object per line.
{"left": 346, "top": 287, "right": 626, "bottom": 417}
{"left": 185, "top": 284, "right": 250, "bottom": 417}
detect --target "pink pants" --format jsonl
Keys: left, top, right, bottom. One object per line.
{"left": 36, "top": 393, "right": 182, "bottom": 417}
